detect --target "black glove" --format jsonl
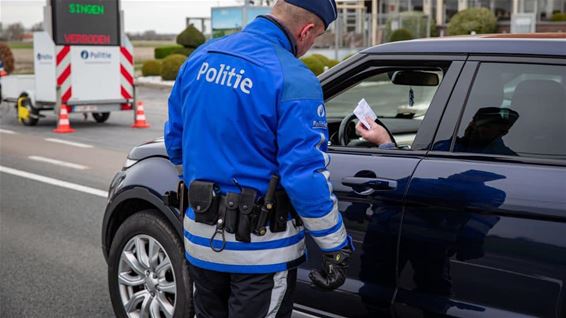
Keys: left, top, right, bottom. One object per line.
{"left": 309, "top": 247, "right": 352, "bottom": 290}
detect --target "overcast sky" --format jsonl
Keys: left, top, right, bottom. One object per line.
{"left": 1, "top": 0, "right": 242, "bottom": 33}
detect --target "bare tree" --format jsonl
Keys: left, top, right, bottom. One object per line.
{"left": 6, "top": 23, "right": 25, "bottom": 41}
{"left": 31, "top": 22, "right": 44, "bottom": 32}
{"left": 143, "top": 30, "right": 158, "bottom": 40}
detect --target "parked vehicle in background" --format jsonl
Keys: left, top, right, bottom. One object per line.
{"left": 103, "top": 34, "right": 566, "bottom": 318}
{"left": 0, "top": 0, "right": 136, "bottom": 127}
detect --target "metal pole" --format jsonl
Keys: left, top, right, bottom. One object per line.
{"left": 372, "top": 0, "right": 378, "bottom": 46}
{"left": 132, "top": 84, "right": 137, "bottom": 122}
{"left": 243, "top": 0, "right": 249, "bottom": 26}
{"left": 426, "top": 13, "right": 431, "bottom": 37}
{"left": 334, "top": 17, "right": 339, "bottom": 60}
{"left": 55, "top": 85, "right": 61, "bottom": 115}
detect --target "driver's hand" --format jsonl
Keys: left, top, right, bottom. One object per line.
{"left": 356, "top": 116, "right": 393, "bottom": 145}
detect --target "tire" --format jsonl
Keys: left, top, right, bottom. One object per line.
{"left": 17, "top": 95, "right": 39, "bottom": 126}
{"left": 108, "top": 210, "right": 193, "bottom": 318}
{"left": 92, "top": 112, "right": 110, "bottom": 123}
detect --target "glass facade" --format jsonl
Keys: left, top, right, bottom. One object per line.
{"left": 381, "top": 0, "right": 564, "bottom": 23}
{"left": 494, "top": 0, "right": 513, "bottom": 20}
{"left": 446, "top": 0, "right": 459, "bottom": 22}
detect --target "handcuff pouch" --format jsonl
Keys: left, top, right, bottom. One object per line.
{"left": 189, "top": 180, "right": 220, "bottom": 225}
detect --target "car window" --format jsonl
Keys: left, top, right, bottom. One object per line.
{"left": 446, "top": 63, "right": 566, "bottom": 160}
{"left": 325, "top": 68, "right": 444, "bottom": 149}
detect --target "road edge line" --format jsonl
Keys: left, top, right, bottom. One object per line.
{"left": 28, "top": 156, "right": 89, "bottom": 170}
{"left": 44, "top": 138, "right": 94, "bottom": 148}
{"left": 0, "top": 165, "right": 108, "bottom": 198}
{"left": 0, "top": 129, "right": 16, "bottom": 135}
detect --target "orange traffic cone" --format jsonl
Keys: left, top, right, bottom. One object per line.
{"left": 53, "top": 104, "right": 76, "bottom": 134}
{"left": 132, "top": 101, "right": 150, "bottom": 128}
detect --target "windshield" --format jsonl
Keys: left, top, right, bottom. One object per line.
{"left": 326, "top": 71, "right": 442, "bottom": 119}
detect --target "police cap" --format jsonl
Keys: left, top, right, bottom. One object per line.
{"left": 286, "top": 0, "right": 338, "bottom": 29}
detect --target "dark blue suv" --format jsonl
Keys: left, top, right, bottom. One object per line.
{"left": 103, "top": 35, "right": 566, "bottom": 318}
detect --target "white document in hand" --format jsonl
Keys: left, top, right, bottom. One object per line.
{"left": 354, "top": 98, "right": 377, "bottom": 129}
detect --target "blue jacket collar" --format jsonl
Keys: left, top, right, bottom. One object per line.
{"left": 243, "top": 15, "right": 298, "bottom": 56}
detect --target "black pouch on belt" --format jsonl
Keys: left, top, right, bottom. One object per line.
{"left": 270, "top": 190, "right": 291, "bottom": 233}
{"left": 224, "top": 193, "right": 239, "bottom": 234}
{"left": 189, "top": 181, "right": 220, "bottom": 226}
{"left": 236, "top": 188, "right": 257, "bottom": 243}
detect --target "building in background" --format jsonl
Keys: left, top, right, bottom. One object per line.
{"left": 186, "top": 0, "right": 565, "bottom": 54}
{"left": 210, "top": 5, "right": 271, "bottom": 37}
{"left": 383, "top": 0, "right": 565, "bottom": 33}
{"left": 186, "top": 17, "right": 211, "bottom": 38}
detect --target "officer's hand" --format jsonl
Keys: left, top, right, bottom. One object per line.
{"left": 356, "top": 116, "right": 392, "bottom": 145}
{"left": 309, "top": 247, "right": 352, "bottom": 290}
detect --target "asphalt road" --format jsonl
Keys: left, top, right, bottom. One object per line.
{"left": 0, "top": 85, "right": 172, "bottom": 317}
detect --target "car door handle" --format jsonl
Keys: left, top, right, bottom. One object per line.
{"left": 341, "top": 177, "right": 398, "bottom": 193}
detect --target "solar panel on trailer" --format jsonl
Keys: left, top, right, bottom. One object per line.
{"left": 51, "top": 0, "right": 121, "bottom": 46}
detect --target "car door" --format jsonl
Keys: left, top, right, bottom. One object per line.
{"left": 292, "top": 55, "right": 465, "bottom": 317}
{"left": 395, "top": 58, "right": 566, "bottom": 317}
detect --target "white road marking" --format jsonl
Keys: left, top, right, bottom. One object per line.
{"left": 0, "top": 129, "right": 16, "bottom": 134}
{"left": 44, "top": 138, "right": 93, "bottom": 148}
{"left": 0, "top": 165, "right": 108, "bottom": 198}
{"left": 28, "top": 156, "right": 89, "bottom": 170}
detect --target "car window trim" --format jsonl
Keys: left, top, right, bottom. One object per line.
{"left": 413, "top": 61, "right": 465, "bottom": 151}
{"left": 468, "top": 55, "right": 566, "bottom": 65}
{"left": 429, "top": 61, "right": 480, "bottom": 153}
{"left": 426, "top": 151, "right": 566, "bottom": 168}
{"left": 328, "top": 146, "right": 428, "bottom": 157}
{"left": 321, "top": 54, "right": 465, "bottom": 98}
{"left": 322, "top": 57, "right": 464, "bottom": 156}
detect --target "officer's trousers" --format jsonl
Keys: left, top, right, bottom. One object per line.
{"left": 188, "top": 263, "right": 297, "bottom": 318}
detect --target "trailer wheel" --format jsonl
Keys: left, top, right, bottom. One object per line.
{"left": 17, "top": 95, "right": 39, "bottom": 126}
{"left": 92, "top": 112, "right": 110, "bottom": 123}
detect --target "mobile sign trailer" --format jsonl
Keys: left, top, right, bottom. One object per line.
{"left": 0, "top": 0, "right": 137, "bottom": 127}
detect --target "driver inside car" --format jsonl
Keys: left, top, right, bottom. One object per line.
{"left": 357, "top": 107, "right": 520, "bottom": 156}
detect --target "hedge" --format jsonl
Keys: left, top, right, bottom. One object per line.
{"left": 447, "top": 8, "right": 497, "bottom": 36}
{"left": 384, "top": 11, "right": 436, "bottom": 41}
{"left": 177, "top": 24, "right": 205, "bottom": 48}
{"left": 172, "top": 47, "right": 194, "bottom": 57}
{"left": 142, "top": 60, "right": 162, "bottom": 77}
{"left": 154, "top": 45, "right": 184, "bottom": 59}
{"left": 311, "top": 54, "right": 331, "bottom": 66}
{"left": 301, "top": 56, "right": 325, "bottom": 76}
{"left": 390, "top": 28, "right": 414, "bottom": 42}
{"left": 327, "top": 59, "right": 339, "bottom": 68}
{"left": 551, "top": 12, "right": 566, "bottom": 21}
{"left": 161, "top": 54, "right": 186, "bottom": 81}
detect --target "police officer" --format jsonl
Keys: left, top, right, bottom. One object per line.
{"left": 164, "top": 1, "right": 352, "bottom": 317}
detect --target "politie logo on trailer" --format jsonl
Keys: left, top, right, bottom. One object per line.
{"left": 37, "top": 53, "right": 53, "bottom": 62}
{"left": 80, "top": 50, "right": 112, "bottom": 60}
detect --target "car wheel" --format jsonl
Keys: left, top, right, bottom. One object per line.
{"left": 92, "top": 112, "right": 110, "bottom": 123}
{"left": 108, "top": 210, "right": 193, "bottom": 318}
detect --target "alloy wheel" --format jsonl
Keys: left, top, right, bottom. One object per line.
{"left": 118, "top": 235, "right": 176, "bottom": 318}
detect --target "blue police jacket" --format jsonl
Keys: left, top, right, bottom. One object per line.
{"left": 164, "top": 16, "right": 350, "bottom": 274}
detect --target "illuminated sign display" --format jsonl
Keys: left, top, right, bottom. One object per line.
{"left": 52, "top": 0, "right": 120, "bottom": 46}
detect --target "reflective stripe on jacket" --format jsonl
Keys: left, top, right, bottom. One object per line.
{"left": 164, "top": 16, "right": 350, "bottom": 274}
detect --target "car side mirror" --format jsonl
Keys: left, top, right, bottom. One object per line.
{"left": 391, "top": 71, "right": 439, "bottom": 86}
